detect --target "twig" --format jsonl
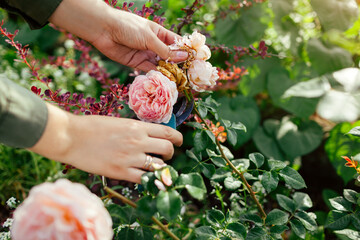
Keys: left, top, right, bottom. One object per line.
{"left": 104, "top": 186, "right": 180, "bottom": 240}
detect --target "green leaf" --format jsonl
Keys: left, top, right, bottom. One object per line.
{"left": 293, "top": 192, "right": 313, "bottom": 210}
{"left": 194, "top": 130, "right": 210, "bottom": 152}
{"left": 290, "top": 219, "right": 306, "bottom": 239}
{"left": 270, "top": 225, "right": 289, "bottom": 236}
{"left": 306, "top": 38, "right": 353, "bottom": 75}
{"left": 351, "top": 213, "right": 360, "bottom": 231}
{"left": 136, "top": 195, "right": 157, "bottom": 218}
{"left": 347, "top": 127, "right": 360, "bottom": 137}
{"left": 334, "top": 229, "right": 360, "bottom": 240}
{"left": 135, "top": 227, "right": 153, "bottom": 240}
{"left": 227, "top": 128, "right": 238, "bottom": 146}
{"left": 215, "top": 4, "right": 269, "bottom": 46}
{"left": 186, "top": 149, "right": 200, "bottom": 162}
{"left": 325, "top": 121, "right": 360, "bottom": 184}
{"left": 210, "top": 156, "right": 227, "bottom": 167}
{"left": 261, "top": 171, "right": 279, "bottom": 193}
{"left": 216, "top": 95, "right": 260, "bottom": 148}
{"left": 217, "top": 144, "right": 234, "bottom": 160}
{"left": 156, "top": 190, "right": 182, "bottom": 221}
{"left": 268, "top": 69, "right": 319, "bottom": 118}
{"left": 231, "top": 122, "right": 247, "bottom": 131}
{"left": 176, "top": 173, "right": 207, "bottom": 200}
{"left": 276, "top": 117, "right": 323, "bottom": 159}
{"left": 199, "top": 162, "right": 216, "bottom": 179}
{"left": 310, "top": 0, "right": 359, "bottom": 31}
{"left": 249, "top": 152, "right": 265, "bottom": 168}
{"left": 117, "top": 227, "right": 137, "bottom": 240}
{"left": 326, "top": 210, "right": 352, "bottom": 230}
{"left": 295, "top": 210, "right": 317, "bottom": 231}
{"left": 279, "top": 166, "right": 307, "bottom": 189}
{"left": 195, "top": 226, "right": 216, "bottom": 240}
{"left": 265, "top": 209, "right": 289, "bottom": 226}
{"left": 253, "top": 126, "right": 285, "bottom": 160}
{"left": 268, "top": 159, "right": 287, "bottom": 171}
{"left": 276, "top": 194, "right": 296, "bottom": 213}
{"left": 155, "top": 165, "right": 178, "bottom": 184}
{"left": 205, "top": 130, "right": 216, "bottom": 144}
{"left": 141, "top": 172, "right": 159, "bottom": 195}
{"left": 329, "top": 196, "right": 353, "bottom": 212}
{"left": 197, "top": 104, "right": 208, "bottom": 118}
{"left": 232, "top": 159, "right": 250, "bottom": 171}
{"left": 211, "top": 168, "right": 231, "bottom": 182}
{"left": 224, "top": 176, "right": 242, "bottom": 191}
{"left": 322, "top": 189, "right": 339, "bottom": 209}
{"left": 344, "top": 189, "right": 358, "bottom": 204}
{"left": 226, "top": 222, "right": 246, "bottom": 239}
{"left": 240, "top": 213, "right": 263, "bottom": 226}
{"left": 186, "top": 122, "right": 204, "bottom": 129}
{"left": 107, "top": 205, "right": 137, "bottom": 225}
{"left": 206, "top": 209, "right": 226, "bottom": 227}
{"left": 246, "top": 227, "right": 268, "bottom": 240}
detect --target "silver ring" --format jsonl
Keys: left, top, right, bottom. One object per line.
{"left": 143, "top": 155, "right": 153, "bottom": 170}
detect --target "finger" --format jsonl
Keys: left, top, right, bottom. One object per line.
{"left": 134, "top": 154, "right": 166, "bottom": 170}
{"left": 145, "top": 123, "right": 183, "bottom": 147}
{"left": 121, "top": 168, "right": 146, "bottom": 184}
{"left": 143, "top": 138, "right": 175, "bottom": 160}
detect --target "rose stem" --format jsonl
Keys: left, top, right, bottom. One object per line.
{"left": 104, "top": 186, "right": 180, "bottom": 240}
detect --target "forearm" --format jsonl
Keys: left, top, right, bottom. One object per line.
{"left": 49, "top": 0, "right": 114, "bottom": 44}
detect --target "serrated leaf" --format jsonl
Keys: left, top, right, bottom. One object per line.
{"left": 326, "top": 210, "right": 352, "bottom": 230}
{"left": 249, "top": 152, "right": 265, "bottom": 168}
{"left": 351, "top": 213, "right": 360, "bottom": 231}
{"left": 290, "top": 219, "right": 306, "bottom": 239}
{"left": 156, "top": 190, "right": 182, "bottom": 221}
{"left": 347, "top": 126, "right": 360, "bottom": 137}
{"left": 226, "top": 222, "right": 246, "bottom": 239}
{"left": 261, "top": 171, "right": 279, "bottom": 193}
{"left": 295, "top": 210, "right": 317, "bottom": 231}
{"left": 344, "top": 189, "right": 358, "bottom": 204}
{"left": 224, "top": 176, "right": 242, "bottom": 191}
{"left": 176, "top": 173, "right": 207, "bottom": 200}
{"left": 329, "top": 196, "right": 353, "bottom": 212}
{"left": 240, "top": 213, "right": 263, "bottom": 226}
{"left": 195, "top": 226, "right": 216, "bottom": 240}
{"left": 279, "top": 166, "right": 307, "bottom": 189}
{"left": 293, "top": 192, "right": 313, "bottom": 210}
{"left": 265, "top": 209, "right": 289, "bottom": 226}
{"left": 276, "top": 194, "right": 296, "bottom": 213}
{"left": 206, "top": 209, "right": 226, "bottom": 227}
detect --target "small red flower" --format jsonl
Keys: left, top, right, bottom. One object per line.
{"left": 342, "top": 156, "right": 359, "bottom": 169}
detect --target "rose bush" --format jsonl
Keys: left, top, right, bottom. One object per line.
{"left": 11, "top": 179, "right": 113, "bottom": 240}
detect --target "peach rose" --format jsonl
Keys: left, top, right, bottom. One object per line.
{"left": 187, "top": 60, "right": 219, "bottom": 92}
{"left": 11, "top": 179, "right": 113, "bottom": 240}
{"left": 129, "top": 70, "right": 178, "bottom": 123}
{"left": 195, "top": 45, "right": 211, "bottom": 60}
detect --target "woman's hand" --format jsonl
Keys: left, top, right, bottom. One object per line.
{"left": 29, "top": 104, "right": 183, "bottom": 183}
{"left": 49, "top": 0, "right": 188, "bottom": 71}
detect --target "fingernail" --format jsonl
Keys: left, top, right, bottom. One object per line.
{"left": 176, "top": 51, "right": 188, "bottom": 59}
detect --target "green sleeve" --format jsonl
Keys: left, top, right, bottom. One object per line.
{"left": 0, "top": 0, "right": 63, "bottom": 29}
{"left": 0, "top": 75, "right": 48, "bottom": 148}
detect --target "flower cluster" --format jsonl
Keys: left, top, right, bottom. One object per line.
{"left": 129, "top": 31, "right": 219, "bottom": 124}
{"left": 11, "top": 179, "right": 113, "bottom": 240}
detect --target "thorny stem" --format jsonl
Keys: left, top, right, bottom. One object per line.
{"left": 104, "top": 186, "right": 180, "bottom": 240}
{"left": 191, "top": 101, "right": 267, "bottom": 219}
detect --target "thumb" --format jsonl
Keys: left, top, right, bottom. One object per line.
{"left": 148, "top": 33, "right": 188, "bottom": 62}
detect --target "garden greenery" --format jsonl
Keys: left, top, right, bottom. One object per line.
{"left": 1, "top": 0, "right": 360, "bottom": 239}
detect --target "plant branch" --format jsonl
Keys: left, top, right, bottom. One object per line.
{"left": 104, "top": 186, "right": 180, "bottom": 240}
{"left": 192, "top": 104, "right": 267, "bottom": 219}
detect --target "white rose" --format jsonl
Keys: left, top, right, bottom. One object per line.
{"left": 195, "top": 45, "right": 211, "bottom": 60}
{"left": 187, "top": 60, "right": 218, "bottom": 92}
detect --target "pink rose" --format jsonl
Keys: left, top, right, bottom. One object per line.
{"left": 195, "top": 45, "right": 211, "bottom": 60}
{"left": 189, "top": 31, "right": 206, "bottom": 49}
{"left": 129, "top": 70, "right": 178, "bottom": 123}
{"left": 12, "top": 179, "right": 113, "bottom": 240}
{"left": 187, "top": 60, "right": 219, "bottom": 92}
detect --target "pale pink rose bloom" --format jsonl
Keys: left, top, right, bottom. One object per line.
{"left": 129, "top": 70, "right": 178, "bottom": 123}
{"left": 189, "top": 31, "right": 206, "bottom": 50}
{"left": 11, "top": 179, "right": 113, "bottom": 240}
{"left": 195, "top": 45, "right": 211, "bottom": 60}
{"left": 187, "top": 60, "right": 219, "bottom": 92}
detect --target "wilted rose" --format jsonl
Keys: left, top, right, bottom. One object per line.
{"left": 11, "top": 179, "right": 113, "bottom": 240}
{"left": 129, "top": 70, "right": 178, "bottom": 123}
{"left": 187, "top": 60, "right": 219, "bottom": 92}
